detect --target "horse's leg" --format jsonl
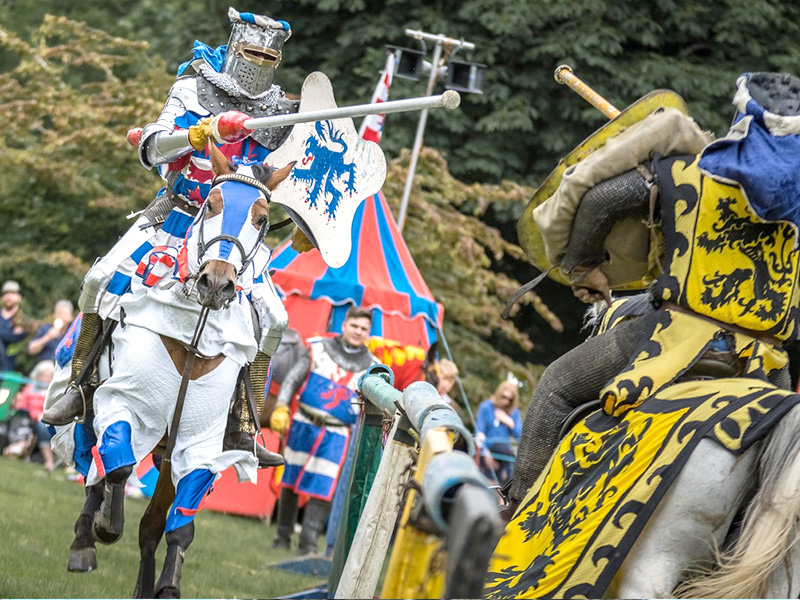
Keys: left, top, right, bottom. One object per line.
{"left": 92, "top": 420, "right": 137, "bottom": 544}
{"left": 92, "top": 464, "right": 133, "bottom": 544}
{"left": 154, "top": 468, "right": 216, "bottom": 599}
{"left": 67, "top": 481, "right": 104, "bottom": 572}
{"left": 134, "top": 458, "right": 175, "bottom": 599}
{"left": 154, "top": 522, "right": 194, "bottom": 599}
{"left": 614, "top": 438, "right": 757, "bottom": 599}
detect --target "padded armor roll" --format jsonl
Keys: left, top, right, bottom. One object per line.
{"left": 510, "top": 317, "right": 647, "bottom": 504}
{"left": 560, "top": 167, "right": 653, "bottom": 274}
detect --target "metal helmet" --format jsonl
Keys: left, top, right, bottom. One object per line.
{"left": 738, "top": 72, "right": 800, "bottom": 117}
{"left": 222, "top": 7, "right": 291, "bottom": 98}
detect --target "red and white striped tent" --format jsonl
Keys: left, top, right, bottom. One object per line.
{"left": 269, "top": 189, "right": 443, "bottom": 348}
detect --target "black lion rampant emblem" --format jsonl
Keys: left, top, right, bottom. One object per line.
{"left": 696, "top": 196, "right": 793, "bottom": 321}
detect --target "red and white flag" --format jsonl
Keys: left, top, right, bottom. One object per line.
{"left": 359, "top": 52, "right": 395, "bottom": 144}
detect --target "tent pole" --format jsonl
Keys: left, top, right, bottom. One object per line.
{"left": 435, "top": 326, "right": 476, "bottom": 430}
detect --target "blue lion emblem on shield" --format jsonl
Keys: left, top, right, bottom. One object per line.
{"left": 291, "top": 120, "right": 358, "bottom": 219}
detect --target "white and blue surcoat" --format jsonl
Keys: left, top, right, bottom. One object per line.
{"left": 281, "top": 337, "right": 377, "bottom": 501}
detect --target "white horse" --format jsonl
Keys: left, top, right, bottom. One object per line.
{"left": 615, "top": 399, "right": 800, "bottom": 598}
{"left": 58, "top": 144, "right": 294, "bottom": 598}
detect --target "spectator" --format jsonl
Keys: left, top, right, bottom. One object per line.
{"left": 475, "top": 381, "right": 522, "bottom": 487}
{"left": 4, "top": 360, "right": 56, "bottom": 469}
{"left": 0, "top": 280, "right": 27, "bottom": 372}
{"left": 435, "top": 358, "right": 459, "bottom": 405}
{"left": 27, "top": 300, "right": 74, "bottom": 362}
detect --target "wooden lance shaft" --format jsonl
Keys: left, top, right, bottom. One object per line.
{"left": 554, "top": 64, "right": 620, "bottom": 119}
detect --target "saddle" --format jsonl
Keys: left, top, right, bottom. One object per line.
{"left": 559, "top": 347, "right": 744, "bottom": 439}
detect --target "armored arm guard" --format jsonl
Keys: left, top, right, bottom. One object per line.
{"left": 275, "top": 349, "right": 311, "bottom": 407}
{"left": 560, "top": 167, "right": 654, "bottom": 273}
{"left": 248, "top": 278, "right": 289, "bottom": 357}
{"left": 139, "top": 78, "right": 204, "bottom": 169}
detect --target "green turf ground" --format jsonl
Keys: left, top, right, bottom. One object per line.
{"left": 0, "top": 458, "right": 323, "bottom": 598}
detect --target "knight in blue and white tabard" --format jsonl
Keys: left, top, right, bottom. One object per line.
{"left": 268, "top": 306, "right": 379, "bottom": 555}
{"left": 43, "top": 7, "right": 297, "bottom": 467}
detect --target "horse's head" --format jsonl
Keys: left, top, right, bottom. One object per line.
{"left": 185, "top": 144, "right": 293, "bottom": 310}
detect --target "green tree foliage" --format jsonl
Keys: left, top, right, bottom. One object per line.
{"left": 4, "top": 2, "right": 800, "bottom": 396}
{"left": 7, "top": 1, "right": 800, "bottom": 186}
{"left": 0, "top": 17, "right": 170, "bottom": 333}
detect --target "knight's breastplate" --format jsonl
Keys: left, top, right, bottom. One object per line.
{"left": 654, "top": 155, "right": 800, "bottom": 340}
{"left": 298, "top": 339, "right": 367, "bottom": 425}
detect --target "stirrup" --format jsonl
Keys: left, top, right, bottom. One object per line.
{"left": 68, "top": 383, "right": 88, "bottom": 425}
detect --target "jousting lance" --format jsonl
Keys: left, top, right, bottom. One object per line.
{"left": 553, "top": 64, "right": 620, "bottom": 120}
{"left": 126, "top": 90, "right": 461, "bottom": 146}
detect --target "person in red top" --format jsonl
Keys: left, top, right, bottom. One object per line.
{"left": 6, "top": 360, "right": 56, "bottom": 469}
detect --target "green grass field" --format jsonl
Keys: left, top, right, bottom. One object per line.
{"left": 0, "top": 458, "right": 323, "bottom": 599}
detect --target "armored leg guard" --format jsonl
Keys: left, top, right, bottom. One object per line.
{"left": 298, "top": 498, "right": 331, "bottom": 555}
{"left": 42, "top": 312, "right": 103, "bottom": 426}
{"left": 230, "top": 351, "right": 270, "bottom": 435}
{"left": 223, "top": 353, "right": 283, "bottom": 468}
{"left": 274, "top": 487, "right": 299, "bottom": 549}
{"left": 509, "top": 317, "right": 646, "bottom": 507}
{"left": 71, "top": 311, "right": 103, "bottom": 380}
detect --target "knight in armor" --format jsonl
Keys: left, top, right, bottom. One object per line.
{"left": 42, "top": 7, "right": 299, "bottom": 468}
{"left": 507, "top": 72, "right": 800, "bottom": 515}
{"left": 269, "top": 306, "right": 379, "bottom": 555}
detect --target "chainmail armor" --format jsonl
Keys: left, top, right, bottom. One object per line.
{"left": 141, "top": 192, "right": 176, "bottom": 229}
{"left": 560, "top": 167, "right": 654, "bottom": 273}
{"left": 196, "top": 66, "right": 299, "bottom": 150}
{"left": 321, "top": 336, "right": 375, "bottom": 373}
{"left": 510, "top": 317, "right": 648, "bottom": 503}
{"left": 275, "top": 337, "right": 375, "bottom": 408}
{"left": 276, "top": 349, "right": 311, "bottom": 407}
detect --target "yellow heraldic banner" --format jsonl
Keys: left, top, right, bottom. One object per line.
{"left": 600, "top": 309, "right": 788, "bottom": 416}
{"left": 662, "top": 156, "right": 800, "bottom": 339}
{"left": 484, "top": 378, "right": 800, "bottom": 599}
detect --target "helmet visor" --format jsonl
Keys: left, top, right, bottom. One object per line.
{"left": 232, "top": 41, "right": 281, "bottom": 68}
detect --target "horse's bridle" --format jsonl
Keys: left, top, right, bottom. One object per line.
{"left": 194, "top": 174, "right": 272, "bottom": 277}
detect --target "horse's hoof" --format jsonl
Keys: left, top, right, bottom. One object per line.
{"left": 92, "top": 516, "right": 123, "bottom": 545}
{"left": 67, "top": 547, "right": 97, "bottom": 572}
{"left": 155, "top": 585, "right": 180, "bottom": 599}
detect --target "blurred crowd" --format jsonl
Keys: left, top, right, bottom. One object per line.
{"left": 0, "top": 279, "right": 76, "bottom": 471}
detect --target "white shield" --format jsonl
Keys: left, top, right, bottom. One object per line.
{"left": 268, "top": 72, "right": 387, "bottom": 268}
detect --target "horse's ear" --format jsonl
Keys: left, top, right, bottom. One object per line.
{"left": 266, "top": 161, "right": 296, "bottom": 191}
{"left": 209, "top": 143, "right": 233, "bottom": 176}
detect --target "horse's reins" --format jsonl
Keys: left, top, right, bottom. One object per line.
{"left": 164, "top": 305, "right": 211, "bottom": 464}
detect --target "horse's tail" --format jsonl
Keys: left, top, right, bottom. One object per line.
{"left": 677, "top": 402, "right": 800, "bottom": 599}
